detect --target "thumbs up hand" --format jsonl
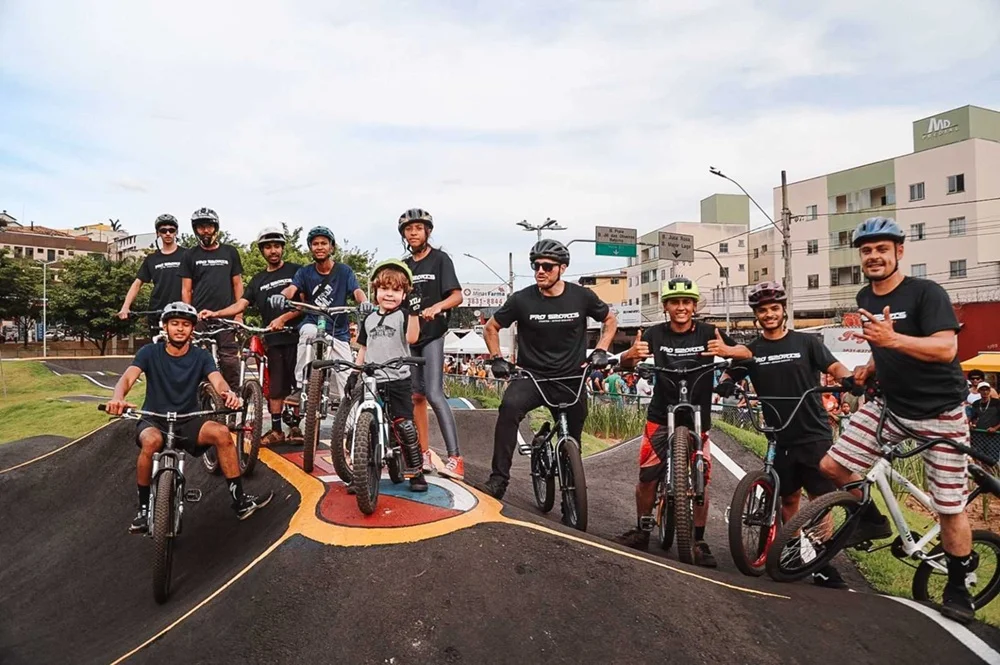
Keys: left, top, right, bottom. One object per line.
{"left": 704, "top": 328, "right": 735, "bottom": 357}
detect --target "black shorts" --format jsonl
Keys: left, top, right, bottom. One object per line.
{"left": 774, "top": 440, "right": 836, "bottom": 498}
{"left": 381, "top": 378, "right": 414, "bottom": 421}
{"left": 136, "top": 417, "right": 213, "bottom": 457}
{"left": 266, "top": 343, "right": 297, "bottom": 400}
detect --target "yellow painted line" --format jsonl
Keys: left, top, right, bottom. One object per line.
{"left": 0, "top": 421, "right": 112, "bottom": 475}
{"left": 109, "top": 531, "right": 294, "bottom": 665}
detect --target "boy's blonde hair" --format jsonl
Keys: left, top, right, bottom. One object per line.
{"left": 372, "top": 267, "right": 412, "bottom": 295}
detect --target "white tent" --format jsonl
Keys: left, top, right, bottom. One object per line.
{"left": 450, "top": 331, "right": 490, "bottom": 356}
{"left": 442, "top": 331, "right": 465, "bottom": 354}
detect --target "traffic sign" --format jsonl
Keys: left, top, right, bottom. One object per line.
{"left": 595, "top": 226, "right": 637, "bottom": 257}
{"left": 659, "top": 232, "right": 694, "bottom": 262}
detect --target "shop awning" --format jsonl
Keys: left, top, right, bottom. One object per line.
{"left": 961, "top": 353, "right": 1000, "bottom": 373}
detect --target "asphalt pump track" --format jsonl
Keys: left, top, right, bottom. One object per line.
{"left": 3, "top": 406, "right": 1000, "bottom": 663}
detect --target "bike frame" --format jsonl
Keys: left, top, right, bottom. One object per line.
{"left": 515, "top": 366, "right": 591, "bottom": 484}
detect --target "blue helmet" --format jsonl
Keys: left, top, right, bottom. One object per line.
{"left": 852, "top": 216, "right": 905, "bottom": 247}
{"left": 306, "top": 226, "right": 335, "bottom": 246}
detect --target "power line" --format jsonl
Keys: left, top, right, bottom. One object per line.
{"left": 793, "top": 195, "right": 1000, "bottom": 220}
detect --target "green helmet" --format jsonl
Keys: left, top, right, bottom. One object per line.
{"left": 661, "top": 277, "right": 700, "bottom": 302}
{"left": 370, "top": 258, "right": 414, "bottom": 286}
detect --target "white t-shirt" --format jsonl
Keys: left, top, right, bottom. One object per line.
{"left": 636, "top": 377, "right": 653, "bottom": 404}
{"left": 968, "top": 392, "right": 982, "bottom": 405}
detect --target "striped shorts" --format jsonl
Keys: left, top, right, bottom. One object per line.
{"left": 828, "top": 400, "right": 969, "bottom": 515}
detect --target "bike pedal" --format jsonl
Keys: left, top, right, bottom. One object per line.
{"left": 184, "top": 489, "right": 203, "bottom": 503}
{"left": 638, "top": 515, "right": 656, "bottom": 532}
{"left": 517, "top": 442, "right": 533, "bottom": 455}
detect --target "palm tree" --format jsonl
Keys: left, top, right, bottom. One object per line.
{"left": 108, "top": 218, "right": 122, "bottom": 231}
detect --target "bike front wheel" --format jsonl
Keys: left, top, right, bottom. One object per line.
{"left": 766, "top": 490, "right": 862, "bottom": 583}
{"left": 913, "top": 529, "right": 1000, "bottom": 610}
{"left": 351, "top": 411, "right": 380, "bottom": 515}
{"left": 329, "top": 382, "right": 362, "bottom": 483}
{"left": 199, "top": 382, "right": 225, "bottom": 475}
{"left": 238, "top": 380, "right": 264, "bottom": 476}
{"left": 558, "top": 438, "right": 587, "bottom": 531}
{"left": 302, "top": 368, "right": 325, "bottom": 473}
{"left": 728, "top": 470, "right": 780, "bottom": 577}
{"left": 672, "top": 426, "right": 695, "bottom": 564}
{"left": 152, "top": 465, "right": 176, "bottom": 604}
{"left": 531, "top": 447, "right": 555, "bottom": 513}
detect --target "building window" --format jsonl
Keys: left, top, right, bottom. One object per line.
{"left": 830, "top": 265, "right": 862, "bottom": 286}
{"left": 660, "top": 269, "right": 666, "bottom": 281}
{"left": 13, "top": 247, "right": 22, "bottom": 258}
{"left": 719, "top": 267, "right": 729, "bottom": 279}
{"left": 807, "top": 274, "right": 819, "bottom": 290}
{"left": 762, "top": 267, "right": 769, "bottom": 277}
{"left": 719, "top": 242, "right": 729, "bottom": 254}
{"left": 47, "top": 249, "right": 56, "bottom": 261}
{"left": 911, "top": 263, "right": 927, "bottom": 278}
{"left": 761, "top": 244, "right": 768, "bottom": 253}
{"left": 948, "top": 217, "right": 966, "bottom": 236}
{"left": 753, "top": 248, "right": 759, "bottom": 259}
{"left": 805, "top": 205, "right": 818, "bottom": 220}
{"left": 651, "top": 246, "right": 659, "bottom": 260}
{"left": 806, "top": 240, "right": 818, "bottom": 255}
{"left": 947, "top": 174, "right": 965, "bottom": 194}
{"left": 610, "top": 278, "right": 620, "bottom": 285}
{"left": 753, "top": 270, "right": 759, "bottom": 281}
{"left": 910, "top": 223, "right": 925, "bottom": 241}
{"left": 738, "top": 263, "right": 745, "bottom": 272}
{"left": 738, "top": 239, "right": 745, "bottom": 247}
{"left": 950, "top": 260, "right": 967, "bottom": 279}
{"left": 68, "top": 250, "right": 74, "bottom": 256}
{"left": 909, "top": 182, "right": 925, "bottom": 201}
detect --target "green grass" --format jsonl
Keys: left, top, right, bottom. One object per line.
{"left": 717, "top": 418, "right": 1000, "bottom": 627}
{"left": 0, "top": 361, "right": 144, "bottom": 445}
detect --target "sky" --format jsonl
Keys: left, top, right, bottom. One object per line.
{"left": 2, "top": 0, "right": 999, "bottom": 290}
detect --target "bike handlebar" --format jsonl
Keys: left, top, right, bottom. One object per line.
{"left": 312, "top": 356, "right": 426, "bottom": 374}
{"left": 509, "top": 363, "right": 593, "bottom": 410}
{"left": 637, "top": 359, "right": 731, "bottom": 377}
{"left": 284, "top": 301, "right": 357, "bottom": 316}
{"left": 98, "top": 405, "right": 238, "bottom": 420}
{"left": 732, "top": 384, "right": 843, "bottom": 435}
{"left": 210, "top": 318, "right": 293, "bottom": 335}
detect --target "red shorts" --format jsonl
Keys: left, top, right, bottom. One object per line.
{"left": 638, "top": 421, "right": 711, "bottom": 484}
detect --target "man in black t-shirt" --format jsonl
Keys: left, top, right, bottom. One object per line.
{"left": 615, "top": 277, "right": 750, "bottom": 566}
{"left": 718, "top": 281, "right": 852, "bottom": 588}
{"left": 180, "top": 207, "right": 244, "bottom": 389}
{"left": 820, "top": 216, "right": 975, "bottom": 623}
{"left": 971, "top": 382, "right": 1000, "bottom": 432}
{"left": 481, "top": 239, "right": 618, "bottom": 503}
{"left": 118, "top": 214, "right": 186, "bottom": 332}
{"left": 200, "top": 227, "right": 302, "bottom": 446}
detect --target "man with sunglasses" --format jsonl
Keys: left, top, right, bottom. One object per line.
{"left": 118, "top": 213, "right": 187, "bottom": 334}
{"left": 481, "top": 239, "right": 618, "bottom": 503}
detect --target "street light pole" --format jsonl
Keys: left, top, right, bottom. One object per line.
{"left": 517, "top": 217, "right": 566, "bottom": 241}
{"left": 693, "top": 249, "right": 730, "bottom": 332}
{"left": 37, "top": 260, "right": 57, "bottom": 358}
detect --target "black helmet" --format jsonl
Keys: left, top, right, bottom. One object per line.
{"left": 154, "top": 214, "right": 178, "bottom": 231}
{"left": 398, "top": 208, "right": 434, "bottom": 235}
{"left": 529, "top": 239, "right": 570, "bottom": 266}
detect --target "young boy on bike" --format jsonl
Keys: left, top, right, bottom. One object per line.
{"left": 346, "top": 260, "right": 428, "bottom": 492}
{"left": 615, "top": 277, "right": 750, "bottom": 566}
{"left": 105, "top": 302, "right": 274, "bottom": 533}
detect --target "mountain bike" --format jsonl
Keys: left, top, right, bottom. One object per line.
{"left": 635, "top": 359, "right": 729, "bottom": 564}
{"left": 724, "top": 384, "right": 844, "bottom": 576}
{"left": 281, "top": 301, "right": 357, "bottom": 473}
{"left": 766, "top": 388, "right": 1000, "bottom": 615}
{"left": 99, "top": 404, "right": 236, "bottom": 603}
{"left": 514, "top": 364, "right": 593, "bottom": 531}
{"left": 313, "top": 355, "right": 426, "bottom": 514}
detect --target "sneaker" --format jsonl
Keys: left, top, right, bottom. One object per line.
{"left": 845, "top": 514, "right": 893, "bottom": 548}
{"left": 288, "top": 426, "right": 303, "bottom": 443}
{"left": 129, "top": 507, "right": 149, "bottom": 534}
{"left": 812, "top": 564, "right": 849, "bottom": 589}
{"left": 694, "top": 541, "right": 718, "bottom": 568}
{"left": 477, "top": 477, "right": 507, "bottom": 500}
{"left": 614, "top": 528, "right": 650, "bottom": 551}
{"left": 941, "top": 583, "right": 976, "bottom": 624}
{"left": 409, "top": 473, "right": 429, "bottom": 493}
{"left": 422, "top": 450, "right": 436, "bottom": 473}
{"left": 439, "top": 456, "right": 465, "bottom": 481}
{"left": 261, "top": 430, "right": 285, "bottom": 447}
{"left": 234, "top": 491, "right": 274, "bottom": 520}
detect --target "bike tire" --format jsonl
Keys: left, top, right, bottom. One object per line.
{"left": 329, "top": 382, "right": 363, "bottom": 483}
{"left": 238, "top": 380, "right": 264, "bottom": 476}
{"left": 387, "top": 445, "right": 405, "bottom": 485}
{"left": 672, "top": 426, "right": 695, "bottom": 564}
{"left": 531, "top": 448, "right": 555, "bottom": 513}
{"left": 558, "top": 437, "right": 588, "bottom": 532}
{"left": 657, "top": 490, "right": 675, "bottom": 551}
{"left": 728, "top": 470, "right": 779, "bottom": 577}
{"left": 913, "top": 529, "right": 1000, "bottom": 609}
{"left": 766, "top": 490, "right": 862, "bottom": 583}
{"left": 302, "top": 368, "right": 325, "bottom": 473}
{"left": 351, "top": 411, "right": 380, "bottom": 515}
{"left": 152, "top": 465, "right": 176, "bottom": 604}
{"left": 199, "top": 382, "right": 225, "bottom": 475}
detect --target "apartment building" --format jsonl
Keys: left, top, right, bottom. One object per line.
{"left": 748, "top": 226, "right": 778, "bottom": 284}
{"left": 112, "top": 232, "right": 158, "bottom": 261}
{"left": 776, "top": 104, "right": 1000, "bottom": 317}
{"left": 578, "top": 271, "right": 627, "bottom": 305}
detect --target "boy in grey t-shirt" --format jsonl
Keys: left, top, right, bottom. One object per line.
{"left": 350, "top": 260, "right": 426, "bottom": 491}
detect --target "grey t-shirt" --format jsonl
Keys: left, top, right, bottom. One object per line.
{"left": 357, "top": 308, "right": 411, "bottom": 382}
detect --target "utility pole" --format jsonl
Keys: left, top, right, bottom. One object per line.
{"left": 509, "top": 251, "right": 517, "bottom": 361}
{"left": 781, "top": 170, "right": 795, "bottom": 330}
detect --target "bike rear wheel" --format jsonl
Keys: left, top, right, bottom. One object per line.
{"left": 199, "top": 382, "right": 225, "bottom": 475}
{"left": 531, "top": 447, "right": 555, "bottom": 513}
{"left": 302, "top": 368, "right": 325, "bottom": 473}
{"left": 558, "top": 438, "right": 588, "bottom": 531}
{"left": 913, "top": 530, "right": 1000, "bottom": 610}
{"left": 152, "top": 465, "right": 176, "bottom": 604}
{"left": 728, "top": 470, "right": 780, "bottom": 577}
{"left": 766, "top": 490, "right": 862, "bottom": 583}
{"left": 238, "top": 380, "right": 264, "bottom": 476}
{"left": 329, "top": 383, "right": 362, "bottom": 483}
{"left": 351, "top": 411, "right": 380, "bottom": 515}
{"left": 672, "top": 426, "right": 695, "bottom": 564}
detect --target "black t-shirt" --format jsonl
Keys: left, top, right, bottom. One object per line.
{"left": 856, "top": 277, "right": 966, "bottom": 419}
{"left": 973, "top": 399, "right": 1000, "bottom": 431}
{"left": 643, "top": 321, "right": 736, "bottom": 431}
{"left": 730, "top": 331, "right": 838, "bottom": 447}
{"left": 405, "top": 248, "right": 461, "bottom": 347}
{"left": 136, "top": 248, "right": 186, "bottom": 310}
{"left": 179, "top": 244, "right": 243, "bottom": 312}
{"left": 244, "top": 262, "right": 301, "bottom": 346}
{"left": 131, "top": 342, "right": 218, "bottom": 414}
{"left": 493, "top": 282, "right": 609, "bottom": 378}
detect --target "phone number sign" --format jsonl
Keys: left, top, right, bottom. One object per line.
{"left": 462, "top": 283, "right": 511, "bottom": 308}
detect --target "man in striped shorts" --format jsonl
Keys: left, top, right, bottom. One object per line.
{"left": 819, "top": 216, "right": 975, "bottom": 624}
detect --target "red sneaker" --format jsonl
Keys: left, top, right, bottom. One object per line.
{"left": 439, "top": 456, "right": 465, "bottom": 481}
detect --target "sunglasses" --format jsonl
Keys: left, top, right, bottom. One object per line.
{"left": 158, "top": 228, "right": 177, "bottom": 235}
{"left": 532, "top": 261, "right": 560, "bottom": 273}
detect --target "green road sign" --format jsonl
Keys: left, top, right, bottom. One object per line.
{"left": 595, "top": 242, "right": 636, "bottom": 257}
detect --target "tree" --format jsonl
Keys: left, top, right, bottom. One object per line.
{"left": 48, "top": 254, "right": 147, "bottom": 355}
{"left": 0, "top": 250, "right": 41, "bottom": 346}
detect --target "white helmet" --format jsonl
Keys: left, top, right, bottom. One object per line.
{"left": 160, "top": 301, "right": 198, "bottom": 326}
{"left": 256, "top": 226, "right": 286, "bottom": 247}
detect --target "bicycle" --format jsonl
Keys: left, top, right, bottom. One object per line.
{"left": 312, "top": 355, "right": 426, "bottom": 514}
{"left": 515, "top": 364, "right": 593, "bottom": 532}
{"left": 634, "top": 359, "right": 729, "bottom": 564}
{"left": 98, "top": 404, "right": 236, "bottom": 604}
{"left": 723, "top": 384, "right": 844, "bottom": 576}
{"left": 766, "top": 387, "right": 1000, "bottom": 614}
